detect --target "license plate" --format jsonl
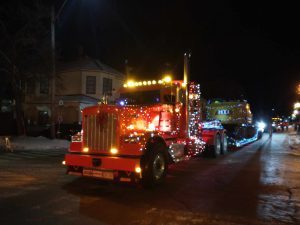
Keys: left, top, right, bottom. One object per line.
{"left": 83, "top": 168, "right": 114, "bottom": 180}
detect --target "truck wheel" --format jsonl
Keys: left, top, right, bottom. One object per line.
{"left": 221, "top": 134, "right": 228, "bottom": 154}
{"left": 257, "top": 131, "right": 263, "bottom": 139}
{"left": 212, "top": 134, "right": 222, "bottom": 158}
{"left": 141, "top": 143, "right": 168, "bottom": 187}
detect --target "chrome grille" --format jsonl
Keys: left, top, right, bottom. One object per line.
{"left": 83, "top": 113, "right": 117, "bottom": 152}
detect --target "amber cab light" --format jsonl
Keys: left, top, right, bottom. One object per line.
{"left": 110, "top": 148, "right": 118, "bottom": 154}
{"left": 135, "top": 167, "right": 141, "bottom": 173}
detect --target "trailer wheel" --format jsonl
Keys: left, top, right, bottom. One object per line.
{"left": 221, "top": 134, "right": 228, "bottom": 154}
{"left": 212, "top": 134, "right": 222, "bottom": 158}
{"left": 257, "top": 131, "right": 263, "bottom": 139}
{"left": 141, "top": 143, "right": 168, "bottom": 187}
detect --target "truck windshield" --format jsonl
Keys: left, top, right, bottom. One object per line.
{"left": 119, "top": 90, "right": 161, "bottom": 105}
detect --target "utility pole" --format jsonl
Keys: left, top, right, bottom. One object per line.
{"left": 50, "top": 5, "right": 56, "bottom": 139}
{"left": 50, "top": 1, "right": 69, "bottom": 139}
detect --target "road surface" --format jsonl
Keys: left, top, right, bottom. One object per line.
{"left": 0, "top": 132, "right": 299, "bottom": 225}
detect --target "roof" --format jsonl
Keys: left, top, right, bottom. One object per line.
{"left": 57, "top": 57, "right": 124, "bottom": 78}
{"left": 56, "top": 94, "right": 99, "bottom": 104}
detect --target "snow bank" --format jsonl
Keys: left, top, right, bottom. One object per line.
{"left": 289, "top": 132, "right": 300, "bottom": 150}
{"left": 1, "top": 136, "right": 70, "bottom": 151}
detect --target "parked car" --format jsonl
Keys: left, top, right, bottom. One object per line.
{"left": 56, "top": 123, "right": 82, "bottom": 141}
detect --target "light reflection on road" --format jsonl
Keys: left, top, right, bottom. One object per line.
{"left": 259, "top": 136, "right": 284, "bottom": 186}
{"left": 257, "top": 133, "right": 300, "bottom": 223}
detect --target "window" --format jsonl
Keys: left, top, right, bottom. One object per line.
{"left": 103, "top": 77, "right": 112, "bottom": 95}
{"left": 40, "top": 77, "right": 49, "bottom": 94}
{"left": 163, "top": 94, "right": 176, "bottom": 103}
{"left": 86, "top": 76, "right": 96, "bottom": 94}
{"left": 38, "top": 111, "right": 49, "bottom": 125}
{"left": 120, "top": 90, "right": 161, "bottom": 105}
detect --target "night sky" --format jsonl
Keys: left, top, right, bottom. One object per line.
{"left": 57, "top": 1, "right": 300, "bottom": 118}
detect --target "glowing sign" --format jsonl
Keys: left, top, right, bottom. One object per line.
{"left": 217, "top": 109, "right": 230, "bottom": 115}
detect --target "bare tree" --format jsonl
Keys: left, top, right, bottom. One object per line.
{"left": 0, "top": 0, "right": 51, "bottom": 135}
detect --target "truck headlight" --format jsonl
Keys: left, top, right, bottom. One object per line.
{"left": 135, "top": 167, "right": 141, "bottom": 173}
{"left": 110, "top": 148, "right": 118, "bottom": 154}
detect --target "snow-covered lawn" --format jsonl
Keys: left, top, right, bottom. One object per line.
{"left": 0, "top": 136, "right": 69, "bottom": 151}
{"left": 1, "top": 131, "right": 299, "bottom": 152}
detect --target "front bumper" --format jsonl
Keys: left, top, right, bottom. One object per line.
{"left": 64, "top": 153, "right": 141, "bottom": 182}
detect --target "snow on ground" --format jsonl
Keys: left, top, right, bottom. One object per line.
{"left": 0, "top": 136, "right": 70, "bottom": 151}
{"left": 289, "top": 131, "right": 300, "bottom": 150}
{"left": 1, "top": 130, "right": 299, "bottom": 152}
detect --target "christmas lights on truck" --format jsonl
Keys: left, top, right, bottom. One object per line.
{"left": 62, "top": 54, "right": 227, "bottom": 186}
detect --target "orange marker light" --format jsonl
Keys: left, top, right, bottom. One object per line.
{"left": 110, "top": 148, "right": 118, "bottom": 154}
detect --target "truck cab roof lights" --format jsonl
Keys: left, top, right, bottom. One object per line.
{"left": 123, "top": 77, "right": 174, "bottom": 88}
{"left": 163, "top": 76, "right": 172, "bottom": 83}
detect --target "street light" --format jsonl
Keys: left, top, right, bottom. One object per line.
{"left": 50, "top": 0, "right": 69, "bottom": 139}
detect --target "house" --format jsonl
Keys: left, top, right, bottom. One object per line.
{"left": 24, "top": 57, "right": 125, "bottom": 131}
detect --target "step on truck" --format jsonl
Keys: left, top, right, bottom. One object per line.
{"left": 63, "top": 54, "right": 226, "bottom": 186}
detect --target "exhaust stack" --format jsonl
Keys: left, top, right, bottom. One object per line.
{"left": 184, "top": 52, "right": 191, "bottom": 138}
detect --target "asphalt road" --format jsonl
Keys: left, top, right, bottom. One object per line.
{"left": 0, "top": 132, "right": 299, "bottom": 225}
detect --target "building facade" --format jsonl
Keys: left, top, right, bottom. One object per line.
{"left": 24, "top": 57, "right": 125, "bottom": 130}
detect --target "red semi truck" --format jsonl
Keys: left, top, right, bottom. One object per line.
{"left": 63, "top": 55, "right": 227, "bottom": 186}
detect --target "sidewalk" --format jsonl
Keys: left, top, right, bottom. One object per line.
{"left": 0, "top": 136, "right": 70, "bottom": 152}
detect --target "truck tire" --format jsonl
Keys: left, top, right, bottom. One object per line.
{"left": 257, "top": 131, "right": 263, "bottom": 139}
{"left": 212, "top": 134, "right": 222, "bottom": 158}
{"left": 141, "top": 143, "right": 168, "bottom": 187}
{"left": 221, "top": 134, "right": 228, "bottom": 154}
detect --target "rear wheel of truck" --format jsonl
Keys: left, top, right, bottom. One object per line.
{"left": 221, "top": 134, "right": 228, "bottom": 154}
{"left": 211, "top": 134, "right": 222, "bottom": 158}
{"left": 141, "top": 143, "right": 168, "bottom": 187}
